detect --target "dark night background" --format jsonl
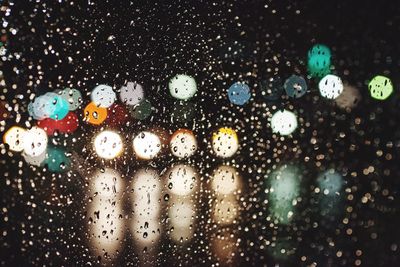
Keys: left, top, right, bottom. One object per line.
{"left": 1, "top": 0, "right": 400, "bottom": 266}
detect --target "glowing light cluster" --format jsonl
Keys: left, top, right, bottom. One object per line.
{"left": 212, "top": 127, "right": 239, "bottom": 158}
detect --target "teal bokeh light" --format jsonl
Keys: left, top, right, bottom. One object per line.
{"left": 44, "top": 146, "right": 70, "bottom": 172}
{"left": 307, "top": 44, "right": 331, "bottom": 78}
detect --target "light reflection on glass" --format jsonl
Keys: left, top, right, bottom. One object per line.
{"left": 87, "top": 168, "right": 125, "bottom": 262}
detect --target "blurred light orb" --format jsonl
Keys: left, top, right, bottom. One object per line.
{"left": 59, "top": 88, "right": 82, "bottom": 111}
{"left": 212, "top": 127, "right": 239, "bottom": 158}
{"left": 129, "top": 99, "right": 152, "bottom": 120}
{"left": 166, "top": 164, "right": 198, "bottom": 196}
{"left": 170, "top": 129, "right": 197, "bottom": 158}
{"left": 22, "top": 126, "right": 48, "bottom": 157}
{"left": 270, "top": 109, "right": 298, "bottom": 136}
{"left": 169, "top": 201, "right": 195, "bottom": 228}
{"left": 83, "top": 102, "right": 108, "bottom": 125}
{"left": 48, "top": 95, "right": 69, "bottom": 120}
{"left": 211, "top": 165, "right": 240, "bottom": 195}
{"left": 3, "top": 126, "right": 26, "bottom": 152}
{"left": 259, "top": 77, "right": 284, "bottom": 102}
{"left": 307, "top": 44, "right": 331, "bottom": 78}
{"left": 92, "top": 168, "right": 122, "bottom": 198}
{"left": 168, "top": 74, "right": 197, "bottom": 100}
{"left": 227, "top": 82, "right": 251, "bottom": 105}
{"left": 133, "top": 131, "right": 161, "bottom": 160}
{"left": 23, "top": 149, "right": 47, "bottom": 166}
{"left": 284, "top": 75, "right": 307, "bottom": 98}
{"left": 120, "top": 81, "right": 144, "bottom": 106}
{"left": 368, "top": 75, "right": 393, "bottom": 100}
{"left": 335, "top": 84, "right": 361, "bottom": 110}
{"left": 319, "top": 74, "right": 344, "bottom": 99}
{"left": 91, "top": 84, "right": 116, "bottom": 108}
{"left": 44, "top": 146, "right": 70, "bottom": 172}
{"left": 317, "top": 169, "right": 344, "bottom": 196}
{"left": 268, "top": 164, "right": 301, "bottom": 224}
{"left": 132, "top": 168, "right": 161, "bottom": 217}
{"left": 212, "top": 195, "right": 239, "bottom": 225}
{"left": 106, "top": 104, "right": 128, "bottom": 127}
{"left": 93, "top": 130, "right": 123, "bottom": 159}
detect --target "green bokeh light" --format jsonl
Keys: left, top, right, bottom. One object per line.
{"left": 267, "top": 164, "right": 302, "bottom": 224}
{"left": 307, "top": 44, "right": 331, "bottom": 78}
{"left": 368, "top": 75, "right": 393, "bottom": 100}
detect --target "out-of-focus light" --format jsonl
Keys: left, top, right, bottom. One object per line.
{"left": 169, "top": 200, "right": 195, "bottom": 243}
{"left": 44, "top": 146, "right": 70, "bottom": 172}
{"left": 284, "top": 75, "right": 307, "bottom": 98}
{"left": 212, "top": 195, "right": 239, "bottom": 225}
{"left": 270, "top": 109, "right": 298, "bottom": 136}
{"left": 171, "top": 101, "right": 196, "bottom": 123}
{"left": 83, "top": 102, "right": 108, "bottom": 125}
{"left": 132, "top": 168, "right": 161, "bottom": 217}
{"left": 22, "top": 126, "right": 48, "bottom": 157}
{"left": 168, "top": 74, "right": 197, "bottom": 100}
{"left": 368, "top": 75, "right": 393, "bottom": 100}
{"left": 129, "top": 99, "right": 152, "bottom": 120}
{"left": 212, "top": 127, "right": 239, "bottom": 158}
{"left": 93, "top": 130, "right": 123, "bottom": 159}
{"left": 90, "top": 84, "right": 116, "bottom": 108}
{"left": 105, "top": 104, "right": 128, "bottom": 127}
{"left": 267, "top": 164, "right": 301, "bottom": 224}
{"left": 88, "top": 168, "right": 124, "bottom": 260}
{"left": 211, "top": 165, "right": 240, "bottom": 195}
{"left": 133, "top": 131, "right": 161, "bottom": 160}
{"left": 120, "top": 82, "right": 144, "bottom": 106}
{"left": 227, "top": 82, "right": 251, "bottom": 105}
{"left": 3, "top": 126, "right": 26, "bottom": 152}
{"left": 335, "top": 84, "right": 361, "bottom": 110}
{"left": 170, "top": 129, "right": 197, "bottom": 158}
{"left": 166, "top": 164, "right": 198, "bottom": 196}
{"left": 169, "top": 201, "right": 195, "bottom": 228}
{"left": 131, "top": 168, "right": 162, "bottom": 245}
{"left": 23, "top": 149, "right": 47, "bottom": 166}
{"left": 307, "top": 44, "right": 331, "bottom": 78}
{"left": 317, "top": 169, "right": 344, "bottom": 217}
{"left": 92, "top": 168, "right": 123, "bottom": 198}
{"left": 59, "top": 88, "right": 82, "bottom": 111}
{"left": 212, "top": 234, "right": 237, "bottom": 264}
{"left": 48, "top": 95, "right": 69, "bottom": 120}
{"left": 259, "top": 77, "right": 283, "bottom": 103}
{"left": 37, "top": 111, "right": 79, "bottom": 135}
{"left": 319, "top": 74, "right": 344, "bottom": 99}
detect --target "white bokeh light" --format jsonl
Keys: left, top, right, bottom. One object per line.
{"left": 120, "top": 81, "right": 144, "bottom": 106}
{"left": 319, "top": 74, "right": 344, "bottom": 99}
{"left": 22, "top": 126, "right": 48, "bottom": 157}
{"left": 166, "top": 164, "right": 198, "bottom": 196}
{"left": 211, "top": 165, "right": 240, "bottom": 195}
{"left": 132, "top": 131, "right": 161, "bottom": 160}
{"left": 93, "top": 130, "right": 123, "bottom": 159}
{"left": 270, "top": 109, "right": 298, "bottom": 136}
{"left": 90, "top": 84, "right": 116, "bottom": 108}
{"left": 170, "top": 129, "right": 197, "bottom": 158}
{"left": 168, "top": 74, "right": 197, "bottom": 100}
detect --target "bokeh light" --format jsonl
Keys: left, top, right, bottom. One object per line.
{"left": 170, "top": 129, "right": 197, "bottom": 158}
{"left": 212, "top": 127, "right": 239, "bottom": 158}
{"left": 132, "top": 131, "right": 161, "bottom": 160}
{"left": 270, "top": 109, "right": 298, "bottom": 136}
{"left": 168, "top": 74, "right": 197, "bottom": 100}
{"left": 93, "top": 130, "right": 123, "bottom": 159}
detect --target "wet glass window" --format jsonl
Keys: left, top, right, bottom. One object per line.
{"left": 1, "top": 1, "right": 400, "bottom": 266}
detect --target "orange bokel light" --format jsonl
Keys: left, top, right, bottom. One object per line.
{"left": 83, "top": 102, "right": 108, "bottom": 125}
